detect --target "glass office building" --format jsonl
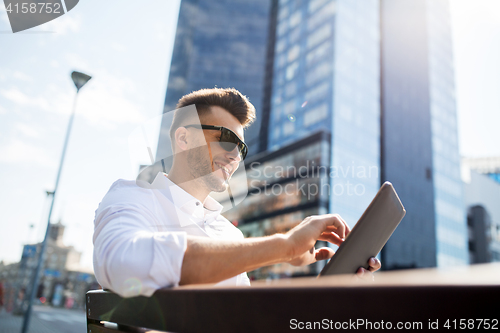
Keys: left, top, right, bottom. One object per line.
{"left": 381, "top": 0, "right": 467, "bottom": 268}
{"left": 270, "top": 0, "right": 466, "bottom": 268}
{"left": 427, "top": 0, "right": 468, "bottom": 266}
{"left": 268, "top": 0, "right": 381, "bottom": 229}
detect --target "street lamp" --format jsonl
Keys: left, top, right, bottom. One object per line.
{"left": 71, "top": 71, "right": 92, "bottom": 92}
{"left": 21, "top": 71, "right": 92, "bottom": 333}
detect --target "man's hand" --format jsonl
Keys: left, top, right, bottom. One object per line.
{"left": 354, "top": 257, "right": 382, "bottom": 281}
{"left": 284, "top": 214, "right": 382, "bottom": 279}
{"left": 285, "top": 214, "right": 350, "bottom": 266}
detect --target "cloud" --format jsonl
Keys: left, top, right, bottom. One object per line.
{"left": 1, "top": 69, "right": 146, "bottom": 128}
{"left": 0, "top": 104, "right": 6, "bottom": 114}
{"left": 39, "top": 13, "right": 82, "bottom": 34}
{"left": 13, "top": 71, "right": 33, "bottom": 82}
{"left": 0, "top": 7, "right": 9, "bottom": 29}
{"left": 15, "top": 122, "right": 40, "bottom": 138}
{"left": 0, "top": 139, "right": 56, "bottom": 168}
{"left": 72, "top": 71, "right": 147, "bottom": 128}
{"left": 0, "top": 87, "right": 51, "bottom": 111}
{"left": 65, "top": 52, "right": 91, "bottom": 71}
{"left": 111, "top": 42, "right": 127, "bottom": 52}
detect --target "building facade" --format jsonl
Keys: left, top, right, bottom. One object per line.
{"left": 467, "top": 206, "right": 497, "bottom": 263}
{"left": 463, "top": 169, "right": 500, "bottom": 263}
{"left": 0, "top": 222, "right": 97, "bottom": 312}
{"left": 380, "top": 0, "right": 467, "bottom": 268}
{"left": 462, "top": 156, "right": 500, "bottom": 184}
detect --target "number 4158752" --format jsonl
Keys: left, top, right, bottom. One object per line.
{"left": 5, "top": 2, "right": 62, "bottom": 14}
{"left": 444, "top": 319, "right": 498, "bottom": 330}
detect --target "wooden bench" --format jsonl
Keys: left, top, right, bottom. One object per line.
{"left": 86, "top": 263, "right": 500, "bottom": 333}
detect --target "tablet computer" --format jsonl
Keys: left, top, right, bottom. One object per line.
{"left": 318, "top": 181, "right": 406, "bottom": 277}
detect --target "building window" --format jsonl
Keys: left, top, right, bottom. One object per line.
{"left": 272, "top": 89, "right": 283, "bottom": 107}
{"left": 307, "top": 24, "right": 331, "bottom": 49}
{"left": 277, "top": 20, "right": 288, "bottom": 37}
{"left": 306, "top": 42, "right": 330, "bottom": 66}
{"left": 305, "top": 61, "right": 331, "bottom": 86}
{"left": 278, "top": 5, "right": 289, "bottom": 21}
{"left": 274, "top": 126, "right": 281, "bottom": 140}
{"left": 305, "top": 82, "right": 330, "bottom": 103}
{"left": 286, "top": 61, "right": 299, "bottom": 81}
{"left": 308, "top": 0, "right": 330, "bottom": 14}
{"left": 304, "top": 104, "right": 328, "bottom": 127}
{"left": 284, "top": 99, "right": 296, "bottom": 115}
{"left": 285, "top": 81, "right": 297, "bottom": 98}
{"left": 289, "top": 10, "right": 302, "bottom": 29}
{"left": 276, "top": 53, "right": 287, "bottom": 69}
{"left": 308, "top": 1, "right": 335, "bottom": 31}
{"left": 289, "top": 27, "right": 302, "bottom": 45}
{"left": 287, "top": 45, "right": 300, "bottom": 63}
{"left": 283, "top": 121, "right": 295, "bottom": 136}
{"left": 276, "top": 39, "right": 286, "bottom": 54}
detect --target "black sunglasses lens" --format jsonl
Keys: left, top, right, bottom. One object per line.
{"left": 220, "top": 129, "right": 247, "bottom": 159}
{"left": 219, "top": 141, "right": 237, "bottom": 152}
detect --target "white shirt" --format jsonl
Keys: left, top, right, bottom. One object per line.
{"left": 93, "top": 172, "right": 250, "bottom": 297}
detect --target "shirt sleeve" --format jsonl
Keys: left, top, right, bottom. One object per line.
{"left": 239, "top": 272, "right": 252, "bottom": 286}
{"left": 93, "top": 204, "right": 187, "bottom": 298}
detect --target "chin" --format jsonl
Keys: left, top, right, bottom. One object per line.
{"left": 204, "top": 174, "right": 228, "bottom": 193}
{"left": 213, "top": 178, "right": 229, "bottom": 192}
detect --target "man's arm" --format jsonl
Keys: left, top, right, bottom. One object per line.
{"left": 180, "top": 214, "right": 352, "bottom": 285}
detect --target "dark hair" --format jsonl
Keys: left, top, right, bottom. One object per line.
{"left": 169, "top": 87, "right": 256, "bottom": 145}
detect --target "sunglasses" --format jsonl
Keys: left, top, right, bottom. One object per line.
{"left": 183, "top": 124, "right": 248, "bottom": 160}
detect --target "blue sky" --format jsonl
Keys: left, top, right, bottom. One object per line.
{"left": 0, "top": 0, "right": 499, "bottom": 271}
{"left": 0, "top": 0, "right": 181, "bottom": 270}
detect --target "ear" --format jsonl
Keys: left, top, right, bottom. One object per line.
{"left": 174, "top": 127, "right": 190, "bottom": 152}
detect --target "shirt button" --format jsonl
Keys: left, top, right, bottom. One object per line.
{"left": 196, "top": 202, "right": 200, "bottom": 206}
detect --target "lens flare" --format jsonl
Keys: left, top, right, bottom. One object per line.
{"left": 124, "top": 277, "right": 143, "bottom": 295}
{"left": 287, "top": 114, "right": 296, "bottom": 122}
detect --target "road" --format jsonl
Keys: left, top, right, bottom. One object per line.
{"left": 0, "top": 305, "right": 87, "bottom": 333}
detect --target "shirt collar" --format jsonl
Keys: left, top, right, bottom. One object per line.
{"left": 151, "top": 172, "right": 223, "bottom": 226}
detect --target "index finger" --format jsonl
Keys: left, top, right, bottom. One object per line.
{"left": 337, "top": 214, "right": 351, "bottom": 235}
{"left": 322, "top": 214, "right": 349, "bottom": 239}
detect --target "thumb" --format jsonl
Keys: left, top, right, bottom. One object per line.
{"left": 315, "top": 247, "right": 335, "bottom": 261}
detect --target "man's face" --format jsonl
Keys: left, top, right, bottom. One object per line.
{"left": 184, "top": 106, "right": 245, "bottom": 192}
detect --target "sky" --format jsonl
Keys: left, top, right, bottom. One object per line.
{"left": 0, "top": 0, "right": 182, "bottom": 270}
{"left": 0, "top": 0, "right": 499, "bottom": 271}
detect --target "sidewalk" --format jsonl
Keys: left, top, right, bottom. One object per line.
{"left": 0, "top": 309, "right": 52, "bottom": 333}
{"left": 0, "top": 305, "right": 86, "bottom": 333}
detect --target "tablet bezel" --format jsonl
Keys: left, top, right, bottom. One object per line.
{"left": 318, "top": 181, "right": 406, "bottom": 277}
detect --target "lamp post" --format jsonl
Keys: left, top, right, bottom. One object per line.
{"left": 21, "top": 71, "right": 92, "bottom": 333}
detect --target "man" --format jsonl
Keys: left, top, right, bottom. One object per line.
{"left": 93, "top": 88, "right": 380, "bottom": 297}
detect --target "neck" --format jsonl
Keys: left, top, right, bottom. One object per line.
{"left": 167, "top": 165, "right": 211, "bottom": 203}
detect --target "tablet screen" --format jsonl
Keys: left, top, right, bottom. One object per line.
{"left": 318, "top": 181, "right": 406, "bottom": 276}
